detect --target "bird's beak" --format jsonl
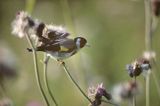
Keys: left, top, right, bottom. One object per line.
{"left": 85, "top": 44, "right": 91, "bottom": 47}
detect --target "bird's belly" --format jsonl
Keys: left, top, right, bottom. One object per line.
{"left": 47, "top": 50, "right": 77, "bottom": 60}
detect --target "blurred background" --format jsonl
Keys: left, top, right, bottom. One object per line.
{"left": 0, "top": 0, "right": 160, "bottom": 106}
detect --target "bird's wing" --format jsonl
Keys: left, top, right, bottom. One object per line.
{"left": 36, "top": 38, "right": 76, "bottom": 52}
{"left": 36, "top": 43, "right": 60, "bottom": 52}
{"left": 59, "top": 39, "right": 76, "bottom": 52}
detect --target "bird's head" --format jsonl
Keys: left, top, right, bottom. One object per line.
{"left": 74, "top": 37, "right": 87, "bottom": 49}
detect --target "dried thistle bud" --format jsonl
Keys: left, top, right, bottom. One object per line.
{"left": 120, "top": 81, "right": 138, "bottom": 99}
{"left": 0, "top": 98, "right": 13, "bottom": 106}
{"left": 0, "top": 63, "right": 16, "bottom": 79}
{"left": 11, "top": 11, "right": 41, "bottom": 39}
{"left": 152, "top": 0, "right": 160, "bottom": 17}
{"left": 143, "top": 51, "right": 156, "bottom": 61}
{"left": 0, "top": 43, "right": 17, "bottom": 82}
{"left": 126, "top": 58, "right": 151, "bottom": 78}
{"left": 11, "top": 11, "right": 32, "bottom": 38}
{"left": 126, "top": 62, "right": 142, "bottom": 78}
{"left": 112, "top": 81, "right": 140, "bottom": 103}
{"left": 88, "top": 83, "right": 111, "bottom": 106}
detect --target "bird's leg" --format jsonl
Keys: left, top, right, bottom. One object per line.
{"left": 44, "top": 56, "right": 50, "bottom": 64}
{"left": 57, "top": 59, "right": 65, "bottom": 65}
{"left": 27, "top": 48, "right": 33, "bottom": 52}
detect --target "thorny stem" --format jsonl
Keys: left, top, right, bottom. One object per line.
{"left": 144, "top": 0, "right": 152, "bottom": 106}
{"left": 61, "top": 62, "right": 92, "bottom": 104}
{"left": 25, "top": 33, "right": 50, "bottom": 106}
{"left": 44, "top": 54, "right": 58, "bottom": 106}
{"left": 102, "top": 99, "right": 119, "bottom": 106}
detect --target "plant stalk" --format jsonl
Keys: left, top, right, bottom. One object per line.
{"left": 25, "top": 33, "right": 50, "bottom": 106}
{"left": 133, "top": 77, "right": 136, "bottom": 106}
{"left": 44, "top": 54, "right": 58, "bottom": 106}
{"left": 61, "top": 62, "right": 92, "bottom": 104}
{"left": 144, "top": 0, "right": 152, "bottom": 106}
{"left": 146, "top": 73, "right": 150, "bottom": 106}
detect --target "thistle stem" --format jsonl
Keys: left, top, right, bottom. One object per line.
{"left": 44, "top": 54, "right": 58, "bottom": 106}
{"left": 25, "top": 33, "right": 50, "bottom": 106}
{"left": 61, "top": 62, "right": 92, "bottom": 104}
{"left": 146, "top": 73, "right": 150, "bottom": 106}
{"left": 144, "top": 0, "right": 152, "bottom": 51}
{"left": 152, "top": 60, "right": 160, "bottom": 98}
{"left": 151, "top": 69, "right": 160, "bottom": 98}
{"left": 133, "top": 77, "right": 136, "bottom": 106}
{"left": 144, "top": 0, "right": 152, "bottom": 106}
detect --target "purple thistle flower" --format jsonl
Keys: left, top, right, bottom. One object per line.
{"left": 126, "top": 58, "right": 151, "bottom": 78}
{"left": 88, "top": 83, "right": 112, "bottom": 106}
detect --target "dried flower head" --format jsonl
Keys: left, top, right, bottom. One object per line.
{"left": 11, "top": 11, "right": 41, "bottom": 39}
{"left": 88, "top": 83, "right": 111, "bottom": 106}
{"left": 152, "top": 0, "right": 160, "bottom": 17}
{"left": 0, "top": 43, "right": 17, "bottom": 83}
{"left": 126, "top": 58, "right": 151, "bottom": 77}
{"left": 0, "top": 98, "right": 13, "bottom": 106}
{"left": 143, "top": 51, "right": 156, "bottom": 61}
{"left": 112, "top": 81, "right": 140, "bottom": 103}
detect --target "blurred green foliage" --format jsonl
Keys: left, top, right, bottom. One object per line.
{"left": 0, "top": 0, "right": 160, "bottom": 106}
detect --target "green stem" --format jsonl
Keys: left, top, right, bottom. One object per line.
{"left": 144, "top": 0, "right": 160, "bottom": 102}
{"left": 151, "top": 52, "right": 160, "bottom": 99}
{"left": 44, "top": 54, "right": 58, "bottom": 106}
{"left": 153, "top": 59, "right": 160, "bottom": 75}
{"left": 133, "top": 77, "right": 136, "bottom": 106}
{"left": 151, "top": 69, "right": 160, "bottom": 98}
{"left": 25, "top": 33, "right": 50, "bottom": 106}
{"left": 144, "top": 0, "right": 152, "bottom": 51}
{"left": 61, "top": 62, "right": 92, "bottom": 104}
{"left": 25, "top": 0, "right": 36, "bottom": 14}
{"left": 146, "top": 73, "right": 150, "bottom": 106}
{"left": 144, "top": 0, "right": 152, "bottom": 106}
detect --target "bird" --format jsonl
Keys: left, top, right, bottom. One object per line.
{"left": 27, "top": 36, "right": 87, "bottom": 60}
{"left": 27, "top": 24, "right": 88, "bottom": 60}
